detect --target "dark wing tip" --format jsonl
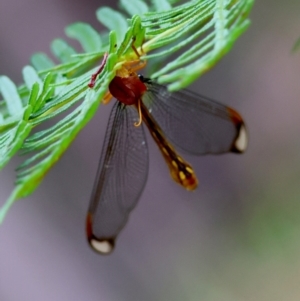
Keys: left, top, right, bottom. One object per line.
{"left": 86, "top": 212, "right": 115, "bottom": 255}
{"left": 227, "top": 107, "right": 248, "bottom": 153}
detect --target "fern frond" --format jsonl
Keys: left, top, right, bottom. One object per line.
{"left": 0, "top": 0, "right": 254, "bottom": 222}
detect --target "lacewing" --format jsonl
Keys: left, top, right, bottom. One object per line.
{"left": 86, "top": 63, "right": 247, "bottom": 255}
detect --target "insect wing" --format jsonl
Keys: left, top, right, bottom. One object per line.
{"left": 142, "top": 80, "right": 247, "bottom": 155}
{"left": 86, "top": 102, "right": 149, "bottom": 254}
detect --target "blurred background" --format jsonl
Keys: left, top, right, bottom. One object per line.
{"left": 1, "top": 0, "right": 300, "bottom": 300}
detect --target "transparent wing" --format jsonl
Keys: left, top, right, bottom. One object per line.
{"left": 86, "top": 102, "right": 148, "bottom": 254}
{"left": 142, "top": 79, "right": 247, "bottom": 155}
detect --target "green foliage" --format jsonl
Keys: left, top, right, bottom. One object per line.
{"left": 292, "top": 36, "right": 300, "bottom": 53}
{"left": 0, "top": 0, "right": 254, "bottom": 222}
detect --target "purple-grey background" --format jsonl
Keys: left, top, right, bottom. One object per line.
{"left": 1, "top": 1, "right": 300, "bottom": 300}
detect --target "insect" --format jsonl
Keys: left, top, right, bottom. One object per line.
{"left": 86, "top": 54, "right": 247, "bottom": 255}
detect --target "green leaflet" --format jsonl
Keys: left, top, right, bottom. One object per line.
{"left": 65, "top": 22, "right": 102, "bottom": 53}
{"left": 292, "top": 36, "right": 300, "bottom": 53}
{"left": 96, "top": 7, "right": 129, "bottom": 44}
{"left": 0, "top": 117, "right": 32, "bottom": 169}
{"left": 0, "top": 75, "right": 32, "bottom": 170}
{"left": 0, "top": 76, "right": 23, "bottom": 116}
{"left": 151, "top": 0, "right": 172, "bottom": 12}
{"left": 120, "top": 0, "right": 149, "bottom": 15}
{"left": 51, "top": 39, "right": 77, "bottom": 63}
{"left": 0, "top": 0, "right": 254, "bottom": 222}
{"left": 31, "top": 53, "right": 55, "bottom": 71}
{"left": 23, "top": 66, "right": 43, "bottom": 88}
